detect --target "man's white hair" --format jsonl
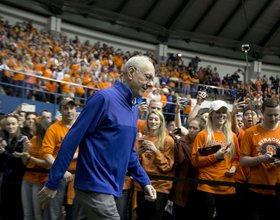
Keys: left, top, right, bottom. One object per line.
{"left": 123, "top": 55, "right": 153, "bottom": 76}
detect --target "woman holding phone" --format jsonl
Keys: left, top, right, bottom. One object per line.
{"left": 134, "top": 110, "right": 175, "bottom": 220}
{"left": 0, "top": 114, "right": 28, "bottom": 220}
{"left": 191, "top": 100, "right": 239, "bottom": 220}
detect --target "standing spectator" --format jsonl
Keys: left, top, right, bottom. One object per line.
{"left": 135, "top": 110, "right": 175, "bottom": 220}
{"left": 240, "top": 98, "right": 280, "bottom": 220}
{"left": 191, "top": 73, "right": 199, "bottom": 98}
{"left": 191, "top": 100, "right": 239, "bottom": 220}
{"left": 13, "top": 116, "right": 51, "bottom": 220}
{"left": 12, "top": 59, "right": 24, "bottom": 97}
{"left": 38, "top": 56, "right": 157, "bottom": 219}
{"left": 172, "top": 116, "right": 206, "bottom": 220}
{"left": 24, "top": 62, "right": 36, "bottom": 99}
{"left": 21, "top": 112, "right": 37, "bottom": 140}
{"left": 0, "top": 114, "right": 28, "bottom": 220}
{"left": 40, "top": 98, "right": 79, "bottom": 220}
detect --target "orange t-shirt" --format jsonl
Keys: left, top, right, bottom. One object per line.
{"left": 43, "top": 68, "right": 53, "bottom": 78}
{"left": 160, "top": 94, "right": 167, "bottom": 107}
{"left": 33, "top": 62, "right": 44, "bottom": 72}
{"left": 182, "top": 74, "right": 192, "bottom": 86}
{"left": 112, "top": 56, "right": 123, "bottom": 67}
{"left": 98, "top": 81, "right": 110, "bottom": 89}
{"left": 191, "top": 130, "right": 239, "bottom": 195}
{"left": 133, "top": 135, "right": 175, "bottom": 194}
{"left": 24, "top": 136, "right": 49, "bottom": 184}
{"left": 109, "top": 72, "right": 119, "bottom": 79}
{"left": 46, "top": 81, "right": 58, "bottom": 93}
{"left": 13, "top": 66, "right": 24, "bottom": 81}
{"left": 61, "top": 78, "right": 72, "bottom": 93}
{"left": 184, "top": 101, "right": 193, "bottom": 115}
{"left": 82, "top": 75, "right": 92, "bottom": 86}
{"left": 41, "top": 120, "right": 79, "bottom": 171}
{"left": 240, "top": 124, "right": 280, "bottom": 195}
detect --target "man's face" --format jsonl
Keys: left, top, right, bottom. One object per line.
{"left": 41, "top": 111, "right": 52, "bottom": 123}
{"left": 26, "top": 114, "right": 36, "bottom": 129}
{"left": 167, "top": 121, "right": 176, "bottom": 132}
{"left": 148, "top": 101, "right": 163, "bottom": 112}
{"left": 130, "top": 60, "right": 155, "bottom": 98}
{"left": 243, "top": 110, "right": 258, "bottom": 129}
{"left": 262, "top": 106, "right": 279, "bottom": 129}
{"left": 237, "top": 117, "right": 244, "bottom": 128}
{"left": 59, "top": 103, "right": 76, "bottom": 122}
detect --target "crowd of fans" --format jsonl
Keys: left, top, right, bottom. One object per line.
{"left": 1, "top": 18, "right": 280, "bottom": 220}
{"left": 1, "top": 19, "right": 278, "bottom": 109}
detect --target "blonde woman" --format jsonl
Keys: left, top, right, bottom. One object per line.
{"left": 191, "top": 100, "right": 239, "bottom": 220}
{"left": 134, "top": 110, "right": 175, "bottom": 220}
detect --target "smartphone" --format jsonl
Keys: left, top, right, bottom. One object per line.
{"left": 180, "top": 99, "right": 191, "bottom": 108}
{"left": 21, "top": 104, "right": 36, "bottom": 112}
{"left": 142, "top": 98, "right": 147, "bottom": 104}
{"left": 236, "top": 92, "right": 245, "bottom": 101}
{"left": 225, "top": 143, "right": 232, "bottom": 150}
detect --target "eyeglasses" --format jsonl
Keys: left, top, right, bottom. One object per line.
{"left": 133, "top": 67, "right": 153, "bottom": 82}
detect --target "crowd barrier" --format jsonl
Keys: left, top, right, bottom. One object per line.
{"left": 25, "top": 168, "right": 280, "bottom": 199}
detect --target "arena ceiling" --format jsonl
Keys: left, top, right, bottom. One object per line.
{"left": 3, "top": 0, "right": 280, "bottom": 61}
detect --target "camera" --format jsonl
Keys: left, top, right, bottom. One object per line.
{"left": 241, "top": 44, "right": 250, "bottom": 52}
{"left": 201, "top": 86, "right": 207, "bottom": 99}
{"left": 180, "top": 99, "right": 191, "bottom": 108}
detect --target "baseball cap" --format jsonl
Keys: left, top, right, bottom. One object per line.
{"left": 59, "top": 97, "right": 76, "bottom": 108}
{"left": 209, "top": 100, "right": 228, "bottom": 111}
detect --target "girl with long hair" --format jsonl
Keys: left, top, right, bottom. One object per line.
{"left": 191, "top": 100, "right": 239, "bottom": 220}
{"left": 134, "top": 110, "right": 175, "bottom": 220}
{"left": 172, "top": 115, "right": 206, "bottom": 220}
{"left": 0, "top": 114, "right": 28, "bottom": 220}
{"left": 13, "top": 116, "right": 51, "bottom": 220}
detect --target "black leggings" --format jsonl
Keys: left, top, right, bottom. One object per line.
{"left": 136, "top": 191, "right": 169, "bottom": 220}
{"left": 195, "top": 190, "right": 235, "bottom": 220}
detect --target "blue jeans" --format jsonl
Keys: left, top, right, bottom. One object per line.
{"left": 116, "top": 189, "right": 132, "bottom": 220}
{"left": 12, "top": 80, "right": 23, "bottom": 97}
{"left": 183, "top": 85, "right": 190, "bottom": 95}
{"left": 25, "top": 83, "right": 34, "bottom": 99}
{"left": 191, "top": 86, "right": 198, "bottom": 98}
{"left": 21, "top": 179, "right": 44, "bottom": 220}
{"left": 43, "top": 179, "right": 67, "bottom": 220}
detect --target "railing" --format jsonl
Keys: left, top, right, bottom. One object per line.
{"left": 0, "top": 67, "right": 235, "bottom": 125}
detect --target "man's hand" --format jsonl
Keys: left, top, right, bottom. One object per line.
{"left": 143, "top": 185, "right": 157, "bottom": 202}
{"left": 38, "top": 186, "right": 57, "bottom": 204}
{"left": 138, "top": 102, "right": 148, "bottom": 118}
{"left": 260, "top": 152, "right": 275, "bottom": 164}
{"left": 63, "top": 171, "right": 73, "bottom": 183}
{"left": 232, "top": 98, "right": 246, "bottom": 115}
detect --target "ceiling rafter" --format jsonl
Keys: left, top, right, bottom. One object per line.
{"left": 260, "top": 18, "right": 280, "bottom": 47}
{"left": 164, "top": 0, "right": 195, "bottom": 30}
{"left": 190, "top": 0, "right": 220, "bottom": 32}
{"left": 115, "top": 0, "right": 129, "bottom": 13}
{"left": 141, "top": 0, "right": 161, "bottom": 20}
{"left": 214, "top": 0, "right": 247, "bottom": 36}
{"left": 237, "top": 0, "right": 275, "bottom": 41}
